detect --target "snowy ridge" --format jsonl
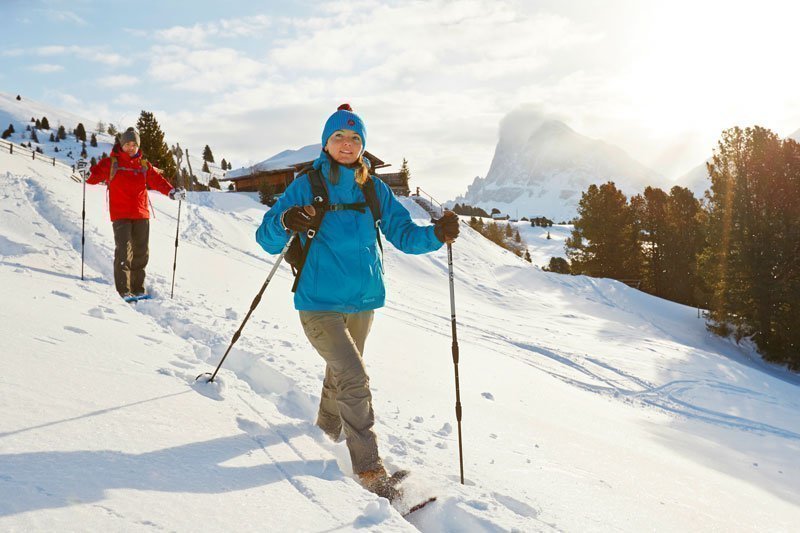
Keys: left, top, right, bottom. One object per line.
{"left": 1, "top": 148, "right": 799, "bottom": 531}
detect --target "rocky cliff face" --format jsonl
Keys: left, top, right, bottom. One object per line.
{"left": 452, "top": 108, "right": 663, "bottom": 221}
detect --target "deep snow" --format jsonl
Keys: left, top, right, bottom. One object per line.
{"left": 1, "top": 146, "right": 799, "bottom": 532}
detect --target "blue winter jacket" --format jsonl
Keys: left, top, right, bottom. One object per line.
{"left": 255, "top": 153, "right": 443, "bottom": 313}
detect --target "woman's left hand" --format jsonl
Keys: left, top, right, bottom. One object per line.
{"left": 434, "top": 210, "right": 460, "bottom": 243}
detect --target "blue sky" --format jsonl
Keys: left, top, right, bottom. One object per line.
{"left": 3, "top": 0, "right": 800, "bottom": 200}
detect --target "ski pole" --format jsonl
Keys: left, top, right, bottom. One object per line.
{"left": 170, "top": 199, "right": 182, "bottom": 299}
{"left": 197, "top": 233, "right": 297, "bottom": 383}
{"left": 77, "top": 160, "right": 88, "bottom": 280}
{"left": 81, "top": 172, "right": 86, "bottom": 280}
{"left": 447, "top": 242, "right": 465, "bottom": 485}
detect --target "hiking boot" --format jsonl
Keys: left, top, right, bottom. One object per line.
{"left": 358, "top": 467, "right": 402, "bottom": 501}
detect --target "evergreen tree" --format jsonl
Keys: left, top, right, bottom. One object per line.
{"left": 700, "top": 126, "right": 800, "bottom": 367}
{"left": 399, "top": 158, "right": 411, "bottom": 182}
{"left": 565, "top": 181, "right": 641, "bottom": 280}
{"left": 90, "top": 133, "right": 98, "bottom": 147}
{"left": 546, "top": 256, "right": 570, "bottom": 273}
{"left": 258, "top": 181, "right": 275, "bottom": 205}
{"left": 1, "top": 126, "right": 12, "bottom": 139}
{"left": 202, "top": 160, "right": 210, "bottom": 173}
{"left": 136, "top": 110, "right": 177, "bottom": 185}
{"left": 31, "top": 129, "right": 39, "bottom": 143}
{"left": 202, "top": 144, "right": 215, "bottom": 163}
{"left": 96, "top": 121, "right": 106, "bottom": 134}
{"left": 90, "top": 156, "right": 97, "bottom": 166}
{"left": 209, "top": 176, "right": 221, "bottom": 189}
{"left": 504, "top": 223, "right": 513, "bottom": 238}
{"left": 631, "top": 186, "right": 669, "bottom": 296}
{"left": 16, "top": 95, "right": 21, "bottom": 101}
{"left": 524, "top": 250, "right": 532, "bottom": 263}
{"left": 486, "top": 221, "right": 504, "bottom": 244}
{"left": 49, "top": 133, "right": 56, "bottom": 142}
{"left": 107, "top": 123, "right": 118, "bottom": 136}
{"left": 41, "top": 117, "right": 50, "bottom": 130}
{"left": 220, "top": 158, "right": 228, "bottom": 171}
{"left": 75, "top": 123, "right": 87, "bottom": 142}
{"left": 661, "top": 186, "right": 705, "bottom": 306}
{"left": 57, "top": 125, "right": 67, "bottom": 140}
{"left": 35, "top": 118, "right": 41, "bottom": 129}
{"left": 80, "top": 146, "right": 88, "bottom": 158}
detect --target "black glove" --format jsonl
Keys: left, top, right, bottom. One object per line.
{"left": 434, "top": 210, "right": 460, "bottom": 243}
{"left": 281, "top": 205, "right": 317, "bottom": 233}
{"left": 169, "top": 188, "right": 186, "bottom": 201}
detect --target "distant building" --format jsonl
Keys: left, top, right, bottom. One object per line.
{"left": 220, "top": 144, "right": 409, "bottom": 201}
{"left": 491, "top": 212, "right": 510, "bottom": 220}
{"left": 373, "top": 171, "right": 410, "bottom": 197}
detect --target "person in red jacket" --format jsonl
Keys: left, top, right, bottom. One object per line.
{"left": 87, "top": 127, "right": 185, "bottom": 299}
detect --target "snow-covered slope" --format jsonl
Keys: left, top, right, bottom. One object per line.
{"left": 1, "top": 149, "right": 799, "bottom": 531}
{"left": 452, "top": 108, "right": 665, "bottom": 222}
{"left": 0, "top": 92, "right": 224, "bottom": 185}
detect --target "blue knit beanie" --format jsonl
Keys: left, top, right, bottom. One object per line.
{"left": 322, "top": 103, "right": 367, "bottom": 151}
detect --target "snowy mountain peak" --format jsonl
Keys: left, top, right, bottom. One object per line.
{"left": 453, "top": 107, "right": 664, "bottom": 221}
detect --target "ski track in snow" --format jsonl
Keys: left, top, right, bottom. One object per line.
{"left": 9, "top": 168, "right": 553, "bottom": 531}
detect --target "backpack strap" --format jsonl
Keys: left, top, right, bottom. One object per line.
{"left": 109, "top": 156, "right": 118, "bottom": 183}
{"left": 361, "top": 177, "right": 384, "bottom": 260}
{"left": 291, "top": 167, "right": 328, "bottom": 293}
{"left": 108, "top": 156, "right": 149, "bottom": 184}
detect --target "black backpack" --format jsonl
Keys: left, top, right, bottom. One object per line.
{"left": 287, "top": 166, "right": 383, "bottom": 293}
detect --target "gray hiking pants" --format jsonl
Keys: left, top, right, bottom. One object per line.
{"left": 299, "top": 310, "right": 382, "bottom": 474}
{"left": 112, "top": 219, "right": 149, "bottom": 296}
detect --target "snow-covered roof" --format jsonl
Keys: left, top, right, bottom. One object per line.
{"left": 226, "top": 143, "right": 321, "bottom": 179}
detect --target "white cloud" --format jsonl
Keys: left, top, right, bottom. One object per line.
{"left": 148, "top": 46, "right": 267, "bottom": 93}
{"left": 39, "top": 9, "right": 87, "bottom": 26}
{"left": 28, "top": 63, "right": 64, "bottom": 73}
{"left": 112, "top": 93, "right": 141, "bottom": 106}
{"left": 99, "top": 75, "right": 139, "bottom": 88}
{"left": 154, "top": 15, "right": 272, "bottom": 46}
{"left": 5, "top": 45, "right": 123, "bottom": 66}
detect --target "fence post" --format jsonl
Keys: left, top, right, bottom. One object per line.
{"left": 32, "top": 150, "right": 35, "bottom": 160}
{"left": 52, "top": 157, "right": 56, "bottom": 166}
{"left": 9, "top": 143, "right": 12, "bottom": 155}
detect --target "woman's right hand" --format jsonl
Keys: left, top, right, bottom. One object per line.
{"left": 281, "top": 205, "right": 317, "bottom": 233}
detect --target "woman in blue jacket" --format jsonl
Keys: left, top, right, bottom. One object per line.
{"left": 255, "top": 104, "right": 459, "bottom": 499}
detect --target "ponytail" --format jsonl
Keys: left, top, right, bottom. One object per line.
{"left": 355, "top": 155, "right": 369, "bottom": 186}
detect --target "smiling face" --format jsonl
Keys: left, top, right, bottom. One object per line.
{"left": 121, "top": 141, "right": 139, "bottom": 156}
{"left": 324, "top": 129, "right": 362, "bottom": 165}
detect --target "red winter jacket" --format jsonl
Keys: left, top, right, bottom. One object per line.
{"left": 87, "top": 146, "right": 174, "bottom": 221}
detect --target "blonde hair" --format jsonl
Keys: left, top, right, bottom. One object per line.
{"left": 355, "top": 154, "right": 369, "bottom": 186}
{"left": 326, "top": 152, "right": 370, "bottom": 186}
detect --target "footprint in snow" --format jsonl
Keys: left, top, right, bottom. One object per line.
{"left": 482, "top": 392, "right": 495, "bottom": 400}
{"left": 51, "top": 290, "right": 72, "bottom": 299}
{"left": 64, "top": 326, "right": 88, "bottom": 335}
